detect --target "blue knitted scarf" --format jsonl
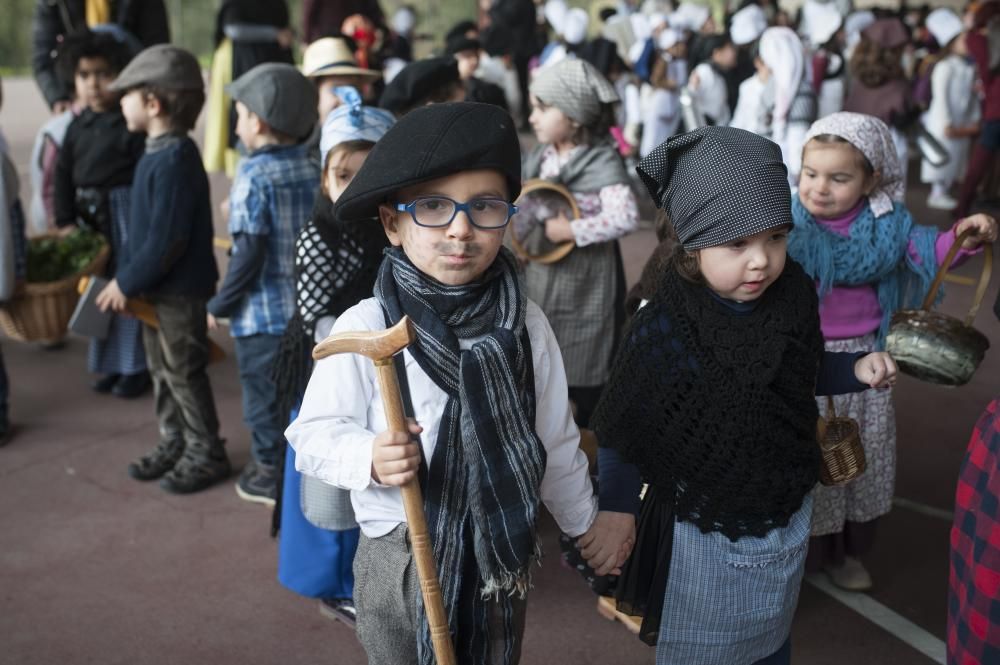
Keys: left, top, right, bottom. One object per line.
{"left": 787, "top": 196, "right": 939, "bottom": 348}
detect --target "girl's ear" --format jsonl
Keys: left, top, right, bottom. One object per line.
{"left": 864, "top": 169, "right": 882, "bottom": 196}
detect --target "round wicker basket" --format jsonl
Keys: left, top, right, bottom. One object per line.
{"left": 885, "top": 229, "right": 992, "bottom": 386}
{"left": 0, "top": 241, "right": 110, "bottom": 342}
{"left": 509, "top": 179, "right": 578, "bottom": 265}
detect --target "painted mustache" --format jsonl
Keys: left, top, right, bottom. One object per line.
{"left": 434, "top": 243, "right": 482, "bottom": 256}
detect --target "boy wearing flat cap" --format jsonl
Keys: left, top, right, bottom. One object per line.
{"left": 96, "top": 45, "right": 230, "bottom": 494}
{"left": 206, "top": 62, "right": 320, "bottom": 506}
{"left": 286, "top": 102, "right": 599, "bottom": 664}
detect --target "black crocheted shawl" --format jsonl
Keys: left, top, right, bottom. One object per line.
{"left": 272, "top": 194, "right": 388, "bottom": 430}
{"left": 591, "top": 259, "right": 825, "bottom": 541}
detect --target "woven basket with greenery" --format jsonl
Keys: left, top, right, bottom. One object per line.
{"left": 0, "top": 231, "right": 109, "bottom": 342}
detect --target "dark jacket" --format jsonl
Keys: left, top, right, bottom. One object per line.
{"left": 116, "top": 137, "right": 218, "bottom": 300}
{"left": 32, "top": 0, "right": 170, "bottom": 107}
{"left": 53, "top": 108, "right": 144, "bottom": 229}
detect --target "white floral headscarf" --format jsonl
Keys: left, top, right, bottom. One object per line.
{"left": 804, "top": 112, "right": 903, "bottom": 217}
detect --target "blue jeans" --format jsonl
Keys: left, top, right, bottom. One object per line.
{"left": 233, "top": 333, "right": 283, "bottom": 467}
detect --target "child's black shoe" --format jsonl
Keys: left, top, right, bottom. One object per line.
{"left": 234, "top": 460, "right": 278, "bottom": 507}
{"left": 112, "top": 371, "right": 150, "bottom": 399}
{"left": 159, "top": 442, "right": 232, "bottom": 494}
{"left": 91, "top": 374, "right": 121, "bottom": 394}
{"left": 318, "top": 598, "right": 357, "bottom": 628}
{"left": 127, "top": 439, "right": 184, "bottom": 480}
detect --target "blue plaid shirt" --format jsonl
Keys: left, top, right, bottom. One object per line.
{"left": 227, "top": 144, "right": 318, "bottom": 337}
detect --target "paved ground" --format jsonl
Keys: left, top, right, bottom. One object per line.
{"left": 2, "top": 76, "right": 999, "bottom": 664}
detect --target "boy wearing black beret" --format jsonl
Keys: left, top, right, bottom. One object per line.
{"left": 285, "top": 102, "right": 598, "bottom": 664}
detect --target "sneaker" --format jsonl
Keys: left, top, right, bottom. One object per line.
{"left": 319, "top": 598, "right": 356, "bottom": 628}
{"left": 112, "top": 371, "right": 150, "bottom": 399}
{"left": 824, "top": 556, "right": 873, "bottom": 591}
{"left": 927, "top": 193, "right": 958, "bottom": 210}
{"left": 127, "top": 439, "right": 184, "bottom": 481}
{"left": 159, "top": 443, "right": 232, "bottom": 494}
{"left": 91, "top": 374, "right": 121, "bottom": 394}
{"left": 235, "top": 460, "right": 278, "bottom": 506}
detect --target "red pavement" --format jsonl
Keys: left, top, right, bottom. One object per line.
{"left": 2, "top": 76, "right": 998, "bottom": 664}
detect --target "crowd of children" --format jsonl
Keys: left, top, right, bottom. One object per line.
{"left": 3, "top": 0, "right": 1000, "bottom": 663}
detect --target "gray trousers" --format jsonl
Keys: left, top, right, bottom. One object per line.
{"left": 354, "top": 525, "right": 527, "bottom": 665}
{"left": 142, "top": 296, "right": 221, "bottom": 453}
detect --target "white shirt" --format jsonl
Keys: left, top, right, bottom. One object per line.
{"left": 286, "top": 297, "right": 598, "bottom": 539}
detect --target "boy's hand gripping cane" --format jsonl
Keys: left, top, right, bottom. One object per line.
{"left": 313, "top": 316, "right": 456, "bottom": 665}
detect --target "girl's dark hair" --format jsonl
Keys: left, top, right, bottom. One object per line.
{"left": 655, "top": 210, "right": 704, "bottom": 284}
{"left": 323, "top": 139, "right": 377, "bottom": 170}
{"left": 56, "top": 30, "right": 132, "bottom": 86}
{"left": 804, "top": 133, "right": 875, "bottom": 178}
{"left": 849, "top": 37, "right": 905, "bottom": 88}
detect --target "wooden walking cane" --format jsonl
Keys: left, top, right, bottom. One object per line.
{"left": 313, "top": 315, "right": 457, "bottom": 665}
{"left": 77, "top": 276, "right": 227, "bottom": 363}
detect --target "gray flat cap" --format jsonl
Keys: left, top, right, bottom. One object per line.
{"left": 226, "top": 63, "right": 319, "bottom": 141}
{"left": 109, "top": 44, "right": 203, "bottom": 92}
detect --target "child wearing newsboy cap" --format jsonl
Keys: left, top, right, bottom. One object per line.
{"left": 96, "top": 44, "right": 230, "bottom": 494}
{"left": 205, "top": 63, "right": 320, "bottom": 507}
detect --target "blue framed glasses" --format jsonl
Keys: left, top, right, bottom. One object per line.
{"left": 395, "top": 196, "right": 518, "bottom": 229}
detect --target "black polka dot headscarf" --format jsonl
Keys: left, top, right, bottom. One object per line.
{"left": 636, "top": 126, "right": 792, "bottom": 250}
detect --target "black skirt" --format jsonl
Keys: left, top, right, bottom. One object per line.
{"left": 614, "top": 484, "right": 676, "bottom": 646}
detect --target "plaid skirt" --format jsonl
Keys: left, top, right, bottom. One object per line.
{"left": 948, "top": 398, "right": 1000, "bottom": 665}
{"left": 523, "top": 240, "right": 621, "bottom": 387}
{"left": 655, "top": 495, "right": 812, "bottom": 664}
{"left": 87, "top": 186, "right": 146, "bottom": 376}
{"left": 810, "top": 335, "right": 895, "bottom": 536}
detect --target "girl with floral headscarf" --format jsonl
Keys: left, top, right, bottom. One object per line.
{"left": 788, "top": 112, "right": 997, "bottom": 591}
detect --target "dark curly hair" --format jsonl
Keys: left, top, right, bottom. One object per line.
{"left": 849, "top": 36, "right": 905, "bottom": 88}
{"left": 56, "top": 30, "right": 132, "bottom": 87}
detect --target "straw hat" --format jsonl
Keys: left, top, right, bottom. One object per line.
{"left": 301, "top": 37, "right": 381, "bottom": 79}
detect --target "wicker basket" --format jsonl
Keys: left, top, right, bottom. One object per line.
{"left": 885, "top": 229, "right": 993, "bottom": 386}
{"left": 0, "top": 240, "right": 110, "bottom": 342}
{"left": 509, "top": 179, "right": 578, "bottom": 265}
{"left": 817, "top": 396, "right": 866, "bottom": 486}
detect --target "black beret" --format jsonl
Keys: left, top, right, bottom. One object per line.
{"left": 334, "top": 102, "right": 522, "bottom": 223}
{"left": 378, "top": 57, "right": 460, "bottom": 113}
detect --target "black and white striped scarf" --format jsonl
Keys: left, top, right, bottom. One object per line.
{"left": 375, "top": 246, "right": 545, "bottom": 665}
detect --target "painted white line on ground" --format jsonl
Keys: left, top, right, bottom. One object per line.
{"left": 892, "top": 497, "right": 954, "bottom": 523}
{"left": 805, "top": 574, "right": 946, "bottom": 665}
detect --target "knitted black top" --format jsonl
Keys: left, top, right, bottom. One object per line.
{"left": 591, "top": 259, "right": 825, "bottom": 541}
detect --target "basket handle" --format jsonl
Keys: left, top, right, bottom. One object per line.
{"left": 510, "top": 178, "right": 579, "bottom": 265}
{"left": 920, "top": 228, "right": 993, "bottom": 327}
